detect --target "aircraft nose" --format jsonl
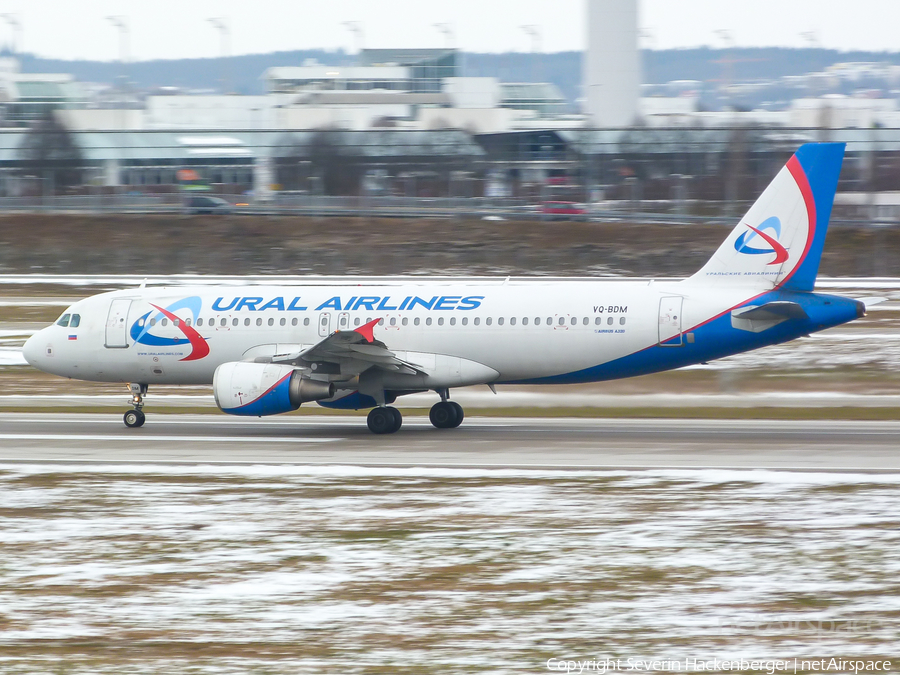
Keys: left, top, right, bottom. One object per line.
{"left": 22, "top": 330, "right": 42, "bottom": 367}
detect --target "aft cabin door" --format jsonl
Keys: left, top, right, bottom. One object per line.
{"left": 658, "top": 297, "right": 684, "bottom": 346}
{"left": 105, "top": 298, "right": 132, "bottom": 348}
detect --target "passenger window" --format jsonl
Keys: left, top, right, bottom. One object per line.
{"left": 473, "top": 317, "right": 480, "bottom": 326}
{"left": 280, "top": 318, "right": 286, "bottom": 326}
{"left": 149, "top": 318, "right": 156, "bottom": 327}
{"left": 185, "top": 318, "right": 192, "bottom": 327}
{"left": 595, "top": 317, "right": 602, "bottom": 325}
{"left": 390, "top": 318, "right": 397, "bottom": 326}
{"left": 256, "top": 318, "right": 262, "bottom": 326}
{"left": 304, "top": 318, "right": 310, "bottom": 326}
{"left": 378, "top": 318, "right": 384, "bottom": 326}
{"left": 245, "top": 318, "right": 250, "bottom": 326}
{"left": 510, "top": 317, "right": 516, "bottom": 326}
{"left": 438, "top": 317, "right": 444, "bottom": 326}
{"left": 461, "top": 317, "right": 468, "bottom": 326}
{"left": 450, "top": 317, "right": 456, "bottom": 326}
{"left": 268, "top": 318, "right": 274, "bottom": 327}
{"left": 558, "top": 317, "right": 565, "bottom": 326}
{"left": 196, "top": 318, "right": 203, "bottom": 327}
{"left": 498, "top": 317, "right": 504, "bottom": 326}
{"left": 607, "top": 317, "right": 614, "bottom": 325}
{"left": 426, "top": 317, "right": 433, "bottom": 326}
{"left": 220, "top": 318, "right": 227, "bottom": 327}
{"left": 414, "top": 317, "right": 421, "bottom": 326}
{"left": 486, "top": 317, "right": 492, "bottom": 326}
{"left": 354, "top": 318, "right": 360, "bottom": 326}
{"left": 402, "top": 317, "right": 409, "bottom": 326}
{"left": 546, "top": 318, "right": 552, "bottom": 326}
{"left": 232, "top": 318, "right": 239, "bottom": 326}
{"left": 208, "top": 318, "right": 214, "bottom": 326}
{"left": 620, "top": 317, "right": 626, "bottom": 325}
{"left": 583, "top": 317, "right": 589, "bottom": 326}
{"left": 173, "top": 319, "right": 180, "bottom": 327}
{"left": 161, "top": 319, "right": 168, "bottom": 327}
{"left": 70, "top": 314, "right": 81, "bottom": 328}
{"left": 523, "top": 317, "right": 528, "bottom": 326}
{"left": 570, "top": 317, "right": 577, "bottom": 326}
{"left": 57, "top": 314, "right": 70, "bottom": 327}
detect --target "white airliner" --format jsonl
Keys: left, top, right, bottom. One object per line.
{"left": 23, "top": 143, "right": 866, "bottom": 434}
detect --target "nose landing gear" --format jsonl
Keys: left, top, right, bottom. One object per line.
{"left": 124, "top": 383, "right": 147, "bottom": 428}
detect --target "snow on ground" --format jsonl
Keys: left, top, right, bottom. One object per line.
{"left": 0, "top": 464, "right": 897, "bottom": 673}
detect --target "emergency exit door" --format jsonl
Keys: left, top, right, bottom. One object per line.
{"left": 318, "top": 312, "right": 332, "bottom": 337}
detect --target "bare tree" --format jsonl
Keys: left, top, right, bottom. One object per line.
{"left": 307, "top": 130, "right": 364, "bottom": 196}
{"left": 18, "top": 109, "right": 84, "bottom": 193}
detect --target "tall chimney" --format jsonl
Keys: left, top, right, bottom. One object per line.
{"left": 584, "top": 0, "right": 641, "bottom": 128}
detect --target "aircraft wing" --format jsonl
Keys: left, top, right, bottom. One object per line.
{"left": 268, "top": 319, "right": 427, "bottom": 377}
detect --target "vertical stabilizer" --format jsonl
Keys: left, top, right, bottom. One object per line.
{"left": 689, "top": 142, "right": 845, "bottom": 291}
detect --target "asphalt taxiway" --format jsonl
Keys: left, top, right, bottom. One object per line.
{"left": 0, "top": 413, "right": 897, "bottom": 471}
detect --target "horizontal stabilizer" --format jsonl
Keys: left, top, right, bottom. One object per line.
{"left": 731, "top": 301, "right": 808, "bottom": 333}
{"left": 858, "top": 296, "right": 888, "bottom": 309}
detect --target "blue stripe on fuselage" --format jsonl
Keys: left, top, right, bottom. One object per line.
{"left": 505, "top": 291, "right": 861, "bottom": 385}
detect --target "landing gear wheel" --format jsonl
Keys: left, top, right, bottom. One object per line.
{"left": 367, "top": 406, "right": 401, "bottom": 434}
{"left": 429, "top": 401, "right": 459, "bottom": 429}
{"left": 124, "top": 409, "right": 146, "bottom": 428}
{"left": 448, "top": 401, "right": 464, "bottom": 428}
{"left": 389, "top": 406, "right": 403, "bottom": 432}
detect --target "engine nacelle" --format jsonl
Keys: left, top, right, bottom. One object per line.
{"left": 213, "top": 362, "right": 335, "bottom": 417}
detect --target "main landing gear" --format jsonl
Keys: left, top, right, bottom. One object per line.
{"left": 365, "top": 390, "right": 465, "bottom": 434}
{"left": 124, "top": 383, "right": 147, "bottom": 428}
{"left": 429, "top": 389, "right": 463, "bottom": 430}
{"left": 367, "top": 406, "right": 402, "bottom": 434}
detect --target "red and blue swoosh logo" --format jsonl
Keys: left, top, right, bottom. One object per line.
{"left": 734, "top": 216, "right": 789, "bottom": 265}
{"left": 129, "top": 297, "right": 210, "bottom": 362}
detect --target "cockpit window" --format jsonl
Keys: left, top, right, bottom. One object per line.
{"left": 57, "top": 313, "right": 71, "bottom": 327}
{"left": 70, "top": 314, "right": 81, "bottom": 328}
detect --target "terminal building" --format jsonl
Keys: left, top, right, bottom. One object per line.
{"left": 1, "top": 1, "right": 900, "bottom": 201}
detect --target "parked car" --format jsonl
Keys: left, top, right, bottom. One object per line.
{"left": 186, "top": 195, "right": 232, "bottom": 215}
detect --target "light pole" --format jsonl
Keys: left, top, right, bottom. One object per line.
{"left": 107, "top": 16, "right": 129, "bottom": 188}
{"left": 434, "top": 22, "right": 453, "bottom": 49}
{"left": 107, "top": 15, "right": 129, "bottom": 97}
{"left": 107, "top": 15, "right": 129, "bottom": 65}
{"left": 343, "top": 21, "right": 364, "bottom": 55}
{"left": 521, "top": 25, "right": 540, "bottom": 53}
{"left": 521, "top": 25, "right": 540, "bottom": 83}
{"left": 1, "top": 14, "right": 21, "bottom": 56}
{"left": 208, "top": 17, "right": 230, "bottom": 94}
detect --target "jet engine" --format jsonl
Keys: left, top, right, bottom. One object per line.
{"left": 213, "top": 362, "right": 334, "bottom": 417}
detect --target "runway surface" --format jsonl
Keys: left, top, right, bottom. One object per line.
{"left": 1, "top": 413, "right": 898, "bottom": 470}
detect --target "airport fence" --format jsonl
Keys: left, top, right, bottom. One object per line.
{"left": 0, "top": 193, "right": 895, "bottom": 227}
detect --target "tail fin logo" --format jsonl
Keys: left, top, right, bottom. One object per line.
{"left": 734, "top": 216, "right": 789, "bottom": 265}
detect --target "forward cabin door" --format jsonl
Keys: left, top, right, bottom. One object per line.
{"left": 105, "top": 298, "right": 132, "bottom": 348}
{"left": 658, "top": 297, "right": 684, "bottom": 346}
